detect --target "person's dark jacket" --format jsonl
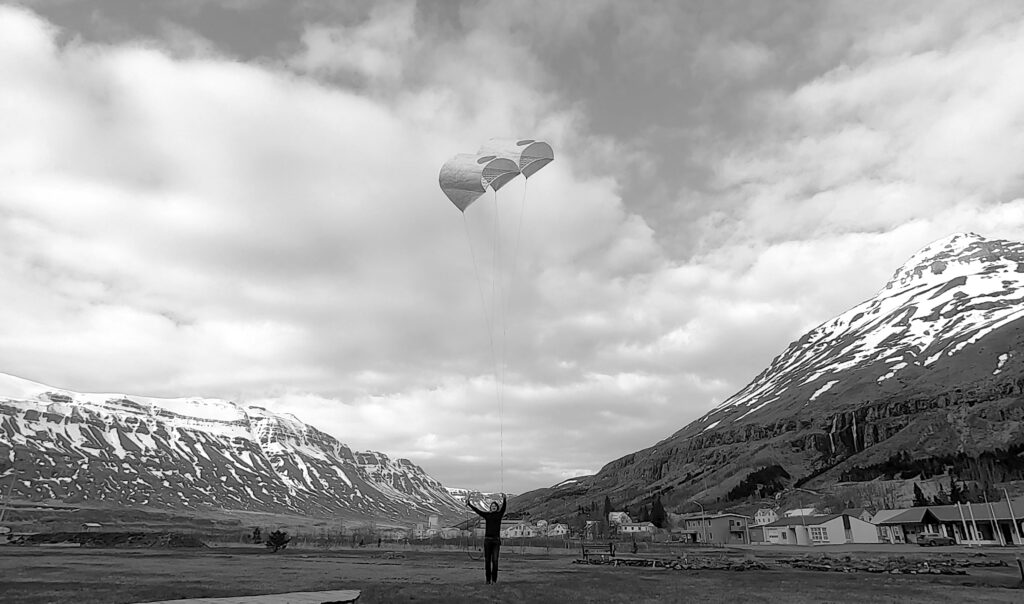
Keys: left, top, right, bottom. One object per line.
{"left": 468, "top": 495, "right": 507, "bottom": 539}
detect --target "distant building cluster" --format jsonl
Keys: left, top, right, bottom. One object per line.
{"left": 410, "top": 495, "right": 1024, "bottom": 548}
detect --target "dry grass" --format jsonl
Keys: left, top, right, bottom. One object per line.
{"left": 1, "top": 545, "right": 1022, "bottom": 603}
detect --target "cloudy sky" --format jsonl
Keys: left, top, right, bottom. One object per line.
{"left": 3, "top": 1, "right": 1024, "bottom": 494}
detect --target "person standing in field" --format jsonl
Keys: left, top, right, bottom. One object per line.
{"left": 468, "top": 493, "right": 507, "bottom": 584}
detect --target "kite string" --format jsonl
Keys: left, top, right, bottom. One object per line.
{"left": 462, "top": 212, "right": 500, "bottom": 465}
{"left": 491, "top": 189, "right": 505, "bottom": 495}
{"left": 500, "top": 179, "right": 529, "bottom": 495}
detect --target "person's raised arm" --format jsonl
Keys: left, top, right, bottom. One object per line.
{"left": 498, "top": 493, "right": 507, "bottom": 515}
{"left": 467, "top": 498, "right": 485, "bottom": 517}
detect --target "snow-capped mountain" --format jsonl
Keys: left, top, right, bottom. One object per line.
{"left": 699, "top": 232, "right": 1024, "bottom": 427}
{"left": 515, "top": 233, "right": 1024, "bottom": 518}
{"left": 0, "top": 373, "right": 462, "bottom": 521}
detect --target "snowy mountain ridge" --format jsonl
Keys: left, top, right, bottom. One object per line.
{"left": 0, "top": 373, "right": 462, "bottom": 521}
{"left": 512, "top": 232, "right": 1024, "bottom": 520}
{"left": 702, "top": 232, "right": 1024, "bottom": 426}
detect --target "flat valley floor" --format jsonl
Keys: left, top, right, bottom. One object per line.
{"left": 3, "top": 544, "right": 1024, "bottom": 603}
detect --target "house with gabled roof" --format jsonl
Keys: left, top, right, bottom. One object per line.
{"left": 872, "top": 507, "right": 943, "bottom": 544}
{"left": 674, "top": 512, "right": 750, "bottom": 545}
{"left": 927, "top": 500, "right": 1024, "bottom": 545}
{"left": 608, "top": 511, "right": 632, "bottom": 525}
{"left": 783, "top": 507, "right": 819, "bottom": 518}
{"left": 840, "top": 508, "right": 873, "bottom": 523}
{"left": 872, "top": 498, "right": 1024, "bottom": 546}
{"left": 753, "top": 508, "right": 778, "bottom": 526}
{"left": 619, "top": 521, "right": 656, "bottom": 535}
{"left": 763, "top": 514, "right": 878, "bottom": 545}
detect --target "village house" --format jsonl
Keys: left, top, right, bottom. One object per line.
{"left": 499, "top": 520, "right": 532, "bottom": 540}
{"left": 873, "top": 499, "right": 1024, "bottom": 546}
{"left": 675, "top": 513, "right": 750, "bottom": 545}
{"left": 870, "top": 509, "right": 911, "bottom": 543}
{"left": 763, "top": 514, "right": 879, "bottom": 545}
{"left": 783, "top": 507, "right": 819, "bottom": 518}
{"left": 608, "top": 511, "right": 632, "bottom": 525}
{"left": 753, "top": 508, "right": 778, "bottom": 526}
{"left": 618, "top": 521, "right": 656, "bottom": 535}
{"left": 872, "top": 508, "right": 935, "bottom": 544}
{"left": 841, "top": 508, "right": 874, "bottom": 523}
{"left": 501, "top": 521, "right": 541, "bottom": 538}
{"left": 545, "top": 522, "right": 569, "bottom": 537}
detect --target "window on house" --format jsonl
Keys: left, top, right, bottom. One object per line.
{"left": 810, "top": 527, "right": 829, "bottom": 542}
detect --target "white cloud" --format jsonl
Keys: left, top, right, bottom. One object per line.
{"left": 0, "top": 4, "right": 676, "bottom": 492}
{"left": 4, "top": 2, "right": 1024, "bottom": 496}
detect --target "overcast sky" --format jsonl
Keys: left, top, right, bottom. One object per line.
{"left": 3, "top": 1, "right": 1024, "bottom": 495}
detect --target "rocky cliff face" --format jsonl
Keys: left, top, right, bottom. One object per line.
{"left": 0, "top": 373, "right": 461, "bottom": 522}
{"left": 515, "top": 233, "right": 1024, "bottom": 518}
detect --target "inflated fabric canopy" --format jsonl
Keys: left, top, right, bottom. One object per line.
{"left": 438, "top": 153, "right": 520, "bottom": 212}
{"left": 477, "top": 139, "right": 554, "bottom": 178}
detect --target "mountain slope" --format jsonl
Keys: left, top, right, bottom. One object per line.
{"left": 516, "top": 233, "right": 1024, "bottom": 518}
{"left": 0, "top": 374, "right": 462, "bottom": 522}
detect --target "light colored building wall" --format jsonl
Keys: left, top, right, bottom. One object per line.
{"left": 608, "top": 512, "right": 631, "bottom": 525}
{"left": 848, "top": 517, "right": 880, "bottom": 544}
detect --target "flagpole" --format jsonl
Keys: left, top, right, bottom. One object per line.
{"left": 1005, "top": 488, "right": 1021, "bottom": 545}
{"left": 968, "top": 502, "right": 981, "bottom": 544}
{"left": 957, "top": 502, "right": 971, "bottom": 547}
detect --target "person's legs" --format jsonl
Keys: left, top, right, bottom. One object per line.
{"left": 484, "top": 539, "right": 495, "bottom": 583}
{"left": 490, "top": 540, "right": 501, "bottom": 583}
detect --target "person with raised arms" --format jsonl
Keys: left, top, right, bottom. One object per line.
{"left": 467, "top": 493, "right": 507, "bottom": 585}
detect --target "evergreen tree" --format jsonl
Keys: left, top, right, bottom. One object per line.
{"left": 603, "top": 495, "right": 613, "bottom": 520}
{"left": 265, "top": 530, "right": 291, "bottom": 553}
{"left": 913, "top": 483, "right": 929, "bottom": 507}
{"left": 638, "top": 505, "right": 650, "bottom": 523}
{"left": 650, "top": 497, "right": 667, "bottom": 528}
{"left": 949, "top": 476, "right": 964, "bottom": 504}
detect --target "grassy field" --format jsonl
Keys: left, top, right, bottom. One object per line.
{"left": 2, "top": 544, "right": 1023, "bottom": 603}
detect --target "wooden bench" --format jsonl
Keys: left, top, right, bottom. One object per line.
{"left": 580, "top": 541, "right": 615, "bottom": 562}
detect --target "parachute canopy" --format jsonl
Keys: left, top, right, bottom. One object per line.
{"left": 477, "top": 139, "right": 554, "bottom": 179}
{"left": 438, "top": 153, "right": 520, "bottom": 212}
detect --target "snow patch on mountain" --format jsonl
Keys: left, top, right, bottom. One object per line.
{"left": 706, "top": 233, "right": 1024, "bottom": 426}
{"left": 809, "top": 380, "right": 839, "bottom": 400}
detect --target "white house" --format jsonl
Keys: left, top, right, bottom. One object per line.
{"left": 608, "top": 511, "right": 632, "bottom": 525}
{"left": 783, "top": 507, "right": 818, "bottom": 518}
{"left": 764, "top": 514, "right": 879, "bottom": 545}
{"left": 753, "top": 508, "right": 779, "bottom": 526}
{"left": 545, "top": 523, "right": 569, "bottom": 537}
{"left": 501, "top": 522, "right": 541, "bottom": 538}
{"left": 619, "top": 522, "right": 656, "bottom": 535}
